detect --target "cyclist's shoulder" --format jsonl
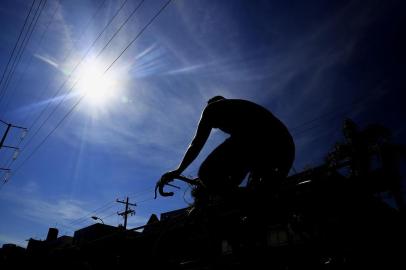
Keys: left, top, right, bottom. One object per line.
{"left": 203, "top": 98, "right": 257, "bottom": 115}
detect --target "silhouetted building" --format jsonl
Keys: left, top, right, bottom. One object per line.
{"left": 73, "top": 223, "right": 120, "bottom": 245}
{"left": 141, "top": 214, "right": 160, "bottom": 234}
{"left": 160, "top": 207, "right": 189, "bottom": 221}
{"left": 0, "top": 243, "right": 26, "bottom": 268}
{"left": 26, "top": 227, "right": 73, "bottom": 263}
{"left": 46, "top": 227, "right": 58, "bottom": 242}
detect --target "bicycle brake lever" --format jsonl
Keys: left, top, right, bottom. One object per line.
{"left": 166, "top": 183, "right": 180, "bottom": 189}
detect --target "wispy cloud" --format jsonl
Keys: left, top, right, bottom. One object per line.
{"left": 165, "top": 63, "right": 206, "bottom": 75}
{"left": 2, "top": 188, "right": 89, "bottom": 225}
{"left": 51, "top": 0, "right": 75, "bottom": 55}
{"left": 20, "top": 180, "right": 40, "bottom": 194}
{"left": 1, "top": 182, "right": 149, "bottom": 232}
{"left": 34, "top": 53, "right": 59, "bottom": 69}
{"left": 24, "top": 199, "right": 89, "bottom": 223}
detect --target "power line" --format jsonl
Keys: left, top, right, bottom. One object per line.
{"left": 50, "top": 206, "right": 116, "bottom": 235}
{"left": 291, "top": 88, "right": 386, "bottom": 138}
{"left": 105, "top": 0, "right": 173, "bottom": 73}
{"left": 54, "top": 186, "right": 156, "bottom": 230}
{"left": 0, "top": 120, "right": 27, "bottom": 187}
{"left": 135, "top": 197, "right": 155, "bottom": 205}
{"left": 0, "top": 1, "right": 109, "bottom": 171}
{"left": 128, "top": 186, "right": 155, "bottom": 199}
{"left": 0, "top": 0, "right": 49, "bottom": 170}
{"left": 3, "top": 0, "right": 173, "bottom": 228}
{"left": 63, "top": 190, "right": 156, "bottom": 229}
{"left": 62, "top": 195, "right": 151, "bottom": 230}
{"left": 20, "top": 0, "right": 128, "bottom": 137}
{"left": 64, "top": 192, "right": 152, "bottom": 229}
{"left": 2, "top": 129, "right": 26, "bottom": 173}
{"left": 7, "top": 0, "right": 390, "bottom": 233}
{"left": 0, "top": 0, "right": 59, "bottom": 116}
{"left": 117, "top": 197, "right": 136, "bottom": 229}
{"left": 10, "top": 0, "right": 172, "bottom": 177}
{"left": 100, "top": 211, "right": 118, "bottom": 221}
{"left": 0, "top": 0, "right": 110, "bottom": 172}
{"left": 17, "top": 0, "right": 131, "bottom": 154}
{"left": 290, "top": 98, "right": 362, "bottom": 134}
{"left": 6, "top": 0, "right": 146, "bottom": 175}
{"left": 94, "top": 0, "right": 145, "bottom": 59}
{"left": 0, "top": 0, "right": 47, "bottom": 108}
{"left": 1, "top": 0, "right": 174, "bottom": 228}
{"left": 18, "top": 0, "right": 108, "bottom": 130}
{"left": 0, "top": 0, "right": 47, "bottom": 96}
{"left": 67, "top": 201, "right": 116, "bottom": 227}
{"left": 0, "top": 0, "right": 36, "bottom": 94}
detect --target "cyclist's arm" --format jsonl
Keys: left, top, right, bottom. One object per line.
{"left": 175, "top": 109, "right": 212, "bottom": 174}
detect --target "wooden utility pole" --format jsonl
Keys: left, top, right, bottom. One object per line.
{"left": 0, "top": 119, "right": 26, "bottom": 149}
{"left": 0, "top": 120, "right": 26, "bottom": 182}
{"left": 116, "top": 197, "right": 136, "bottom": 230}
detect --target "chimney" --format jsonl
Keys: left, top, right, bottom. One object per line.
{"left": 46, "top": 228, "right": 58, "bottom": 241}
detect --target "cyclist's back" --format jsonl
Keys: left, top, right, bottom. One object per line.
{"left": 158, "top": 96, "right": 295, "bottom": 203}
{"left": 198, "top": 98, "right": 295, "bottom": 191}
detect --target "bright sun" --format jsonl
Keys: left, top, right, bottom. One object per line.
{"left": 75, "top": 59, "right": 121, "bottom": 109}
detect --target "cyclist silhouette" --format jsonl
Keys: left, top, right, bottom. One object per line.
{"left": 158, "top": 96, "right": 295, "bottom": 202}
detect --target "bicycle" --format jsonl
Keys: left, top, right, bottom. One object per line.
{"left": 152, "top": 170, "right": 403, "bottom": 269}
{"left": 153, "top": 173, "right": 318, "bottom": 268}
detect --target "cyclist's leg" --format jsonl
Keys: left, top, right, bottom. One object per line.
{"left": 198, "top": 138, "right": 250, "bottom": 194}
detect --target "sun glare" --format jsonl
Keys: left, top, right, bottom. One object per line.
{"left": 75, "top": 59, "right": 121, "bottom": 109}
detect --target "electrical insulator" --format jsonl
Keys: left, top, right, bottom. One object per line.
{"left": 13, "top": 149, "right": 19, "bottom": 160}
{"left": 3, "top": 172, "right": 11, "bottom": 183}
{"left": 20, "top": 130, "right": 27, "bottom": 140}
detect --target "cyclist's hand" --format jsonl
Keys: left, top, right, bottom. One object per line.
{"left": 154, "top": 170, "right": 181, "bottom": 198}
{"left": 159, "top": 170, "right": 180, "bottom": 185}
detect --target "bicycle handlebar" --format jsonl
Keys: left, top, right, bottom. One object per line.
{"left": 154, "top": 175, "right": 200, "bottom": 199}
{"left": 155, "top": 181, "right": 174, "bottom": 198}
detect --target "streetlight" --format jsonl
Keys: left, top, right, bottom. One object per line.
{"left": 91, "top": 216, "right": 104, "bottom": 224}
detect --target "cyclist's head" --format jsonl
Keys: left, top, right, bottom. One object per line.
{"left": 208, "top": 95, "right": 225, "bottom": 104}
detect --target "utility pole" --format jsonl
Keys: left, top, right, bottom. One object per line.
{"left": 0, "top": 120, "right": 26, "bottom": 179}
{"left": 0, "top": 119, "right": 27, "bottom": 150}
{"left": 116, "top": 197, "right": 136, "bottom": 230}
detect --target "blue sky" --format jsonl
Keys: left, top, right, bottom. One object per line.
{"left": 0, "top": 0, "right": 405, "bottom": 247}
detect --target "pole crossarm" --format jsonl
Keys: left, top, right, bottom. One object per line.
{"left": 116, "top": 197, "right": 136, "bottom": 229}
{"left": 0, "top": 119, "right": 27, "bottom": 150}
{"left": 117, "top": 209, "right": 135, "bottom": 216}
{"left": 2, "top": 145, "right": 19, "bottom": 150}
{"left": 116, "top": 198, "right": 137, "bottom": 206}
{"left": 11, "top": 124, "right": 27, "bottom": 130}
